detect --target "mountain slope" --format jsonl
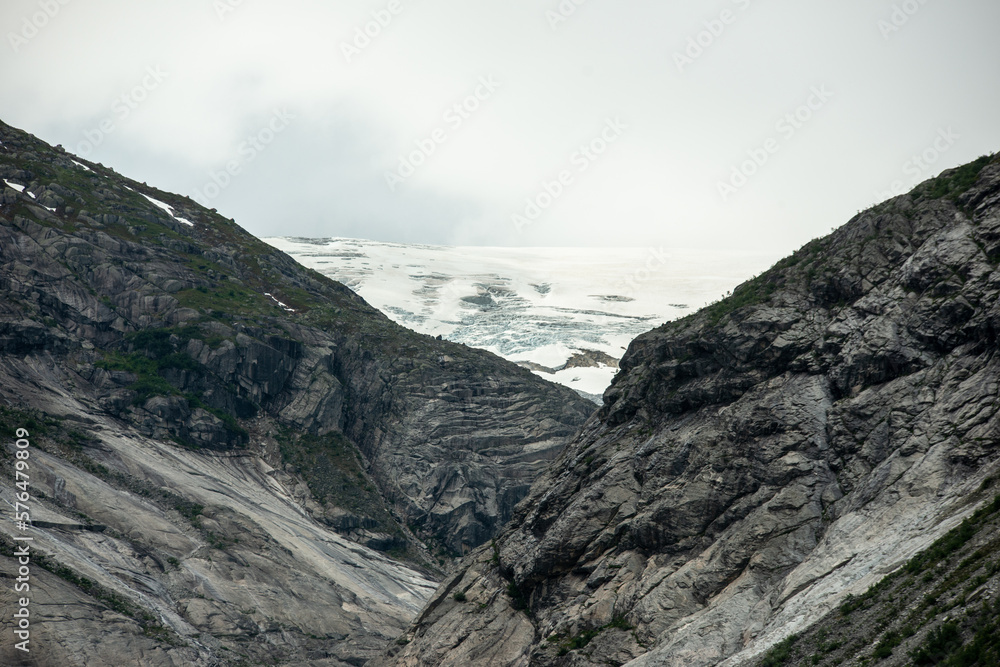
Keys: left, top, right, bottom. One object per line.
{"left": 0, "top": 119, "right": 593, "bottom": 665}
{"left": 748, "top": 487, "right": 1000, "bottom": 666}
{"left": 375, "top": 152, "right": 1000, "bottom": 667}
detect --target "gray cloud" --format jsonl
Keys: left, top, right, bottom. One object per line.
{"left": 2, "top": 0, "right": 998, "bottom": 254}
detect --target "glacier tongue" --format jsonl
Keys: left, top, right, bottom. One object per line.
{"left": 268, "top": 237, "right": 779, "bottom": 398}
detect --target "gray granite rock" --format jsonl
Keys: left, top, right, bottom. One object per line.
{"left": 0, "top": 118, "right": 593, "bottom": 665}
{"left": 378, "top": 157, "right": 1000, "bottom": 666}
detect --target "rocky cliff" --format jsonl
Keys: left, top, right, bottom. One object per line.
{"left": 747, "top": 486, "right": 1000, "bottom": 666}
{"left": 0, "top": 119, "right": 593, "bottom": 665}
{"left": 376, "top": 152, "right": 1000, "bottom": 666}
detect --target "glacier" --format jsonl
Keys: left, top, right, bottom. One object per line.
{"left": 267, "top": 237, "right": 779, "bottom": 398}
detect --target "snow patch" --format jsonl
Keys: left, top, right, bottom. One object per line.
{"left": 518, "top": 343, "right": 580, "bottom": 370}
{"left": 541, "top": 366, "right": 618, "bottom": 396}
{"left": 264, "top": 292, "right": 296, "bottom": 312}
{"left": 141, "top": 193, "right": 174, "bottom": 215}
{"left": 138, "top": 191, "right": 195, "bottom": 227}
{"left": 71, "top": 159, "right": 92, "bottom": 171}
{"left": 3, "top": 179, "right": 25, "bottom": 193}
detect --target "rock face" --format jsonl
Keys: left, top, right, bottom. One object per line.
{"left": 0, "top": 120, "right": 592, "bottom": 665}
{"left": 0, "top": 400, "right": 437, "bottom": 667}
{"left": 743, "top": 491, "right": 1000, "bottom": 666}
{"left": 376, "top": 153, "right": 1000, "bottom": 666}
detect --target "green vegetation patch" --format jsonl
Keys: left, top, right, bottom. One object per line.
{"left": 904, "top": 509, "right": 984, "bottom": 575}
{"left": 98, "top": 351, "right": 177, "bottom": 404}
{"left": 96, "top": 326, "right": 248, "bottom": 444}
{"left": 922, "top": 154, "right": 995, "bottom": 202}
{"left": 921, "top": 602, "right": 1000, "bottom": 665}
{"left": 276, "top": 429, "right": 399, "bottom": 537}
{"left": 703, "top": 273, "right": 779, "bottom": 327}
{"left": 0, "top": 405, "right": 61, "bottom": 441}
{"left": 754, "top": 490, "right": 1000, "bottom": 666}
{"left": 911, "top": 621, "right": 962, "bottom": 664}
{"left": 97, "top": 327, "right": 204, "bottom": 401}
{"left": 506, "top": 581, "right": 530, "bottom": 612}
{"left": 551, "top": 616, "right": 635, "bottom": 657}
{"left": 174, "top": 284, "right": 271, "bottom": 321}
{"left": 759, "top": 634, "right": 799, "bottom": 666}
{"left": 0, "top": 536, "right": 171, "bottom": 641}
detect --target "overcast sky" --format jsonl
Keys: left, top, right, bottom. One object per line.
{"left": 2, "top": 0, "right": 998, "bottom": 255}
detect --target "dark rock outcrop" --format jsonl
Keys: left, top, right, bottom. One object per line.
{"left": 0, "top": 120, "right": 593, "bottom": 665}
{"left": 377, "top": 154, "right": 1000, "bottom": 666}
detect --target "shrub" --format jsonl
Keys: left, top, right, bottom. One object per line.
{"left": 911, "top": 623, "right": 961, "bottom": 665}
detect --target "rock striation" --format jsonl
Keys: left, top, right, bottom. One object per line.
{"left": 0, "top": 120, "right": 593, "bottom": 665}
{"left": 376, "top": 153, "right": 1000, "bottom": 666}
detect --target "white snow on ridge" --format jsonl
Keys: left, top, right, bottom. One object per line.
{"left": 71, "top": 159, "right": 92, "bottom": 171}
{"left": 4, "top": 179, "right": 55, "bottom": 210}
{"left": 264, "top": 292, "right": 296, "bottom": 312}
{"left": 268, "top": 237, "right": 780, "bottom": 398}
{"left": 141, "top": 192, "right": 173, "bottom": 216}
{"left": 139, "top": 192, "right": 195, "bottom": 227}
